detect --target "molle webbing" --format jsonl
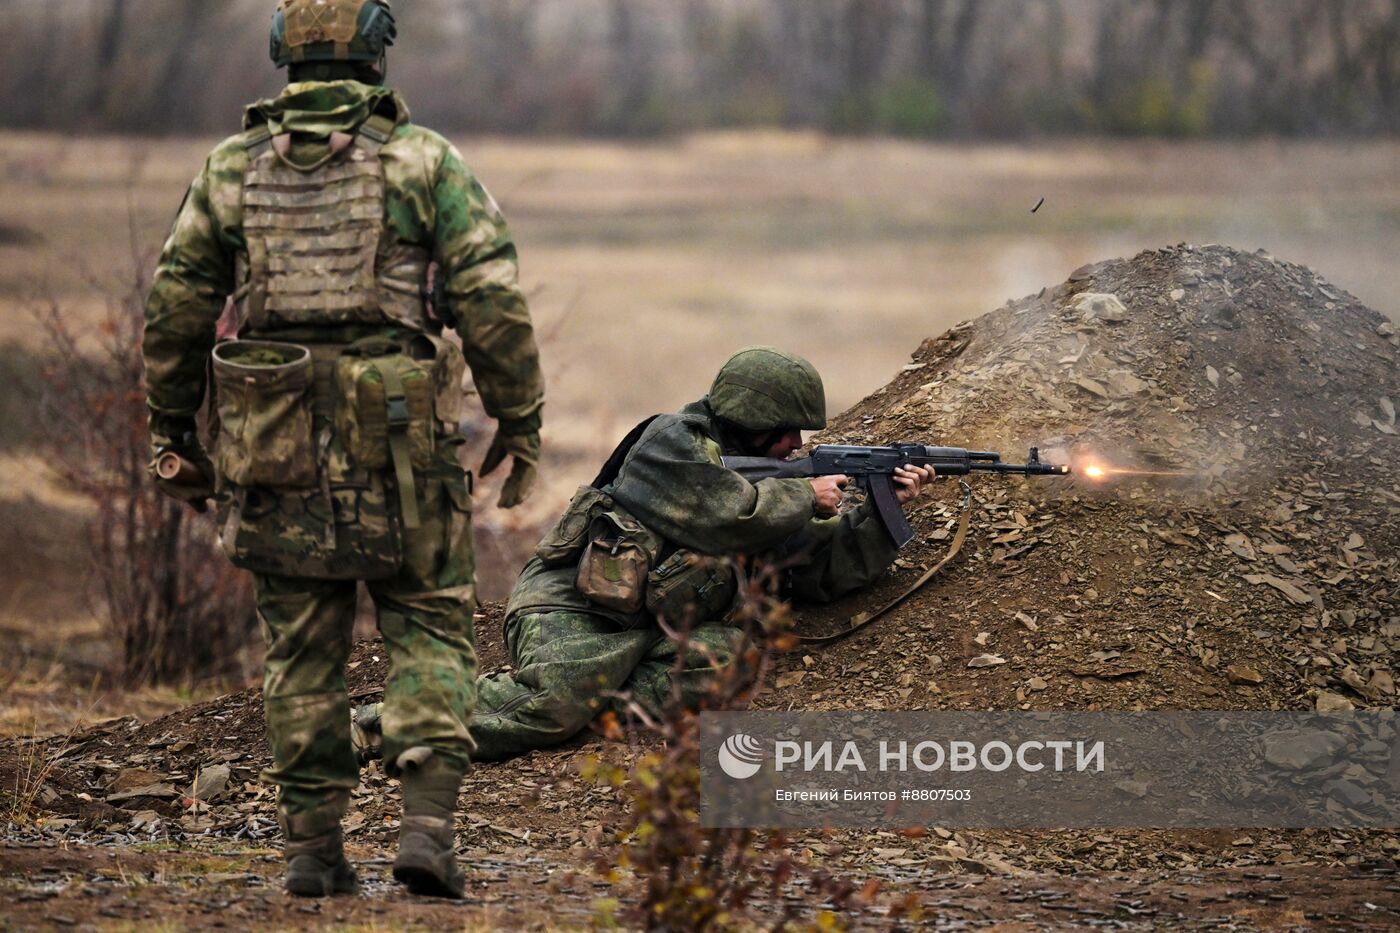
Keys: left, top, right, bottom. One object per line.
{"left": 239, "top": 115, "right": 421, "bottom": 331}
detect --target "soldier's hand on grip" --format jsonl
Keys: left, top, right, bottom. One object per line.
{"left": 480, "top": 421, "right": 540, "bottom": 509}
{"left": 894, "top": 464, "right": 937, "bottom": 504}
{"left": 809, "top": 474, "right": 848, "bottom": 517}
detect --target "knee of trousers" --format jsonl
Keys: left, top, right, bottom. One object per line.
{"left": 263, "top": 693, "right": 358, "bottom": 790}
{"left": 475, "top": 682, "right": 601, "bottom": 742}
{"left": 375, "top": 585, "right": 477, "bottom": 646}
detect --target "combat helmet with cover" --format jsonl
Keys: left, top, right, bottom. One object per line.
{"left": 709, "top": 346, "right": 827, "bottom": 433}
{"left": 270, "top": 0, "right": 397, "bottom": 69}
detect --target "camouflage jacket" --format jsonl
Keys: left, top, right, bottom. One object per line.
{"left": 508, "top": 399, "right": 901, "bottom": 625}
{"left": 143, "top": 81, "right": 543, "bottom": 447}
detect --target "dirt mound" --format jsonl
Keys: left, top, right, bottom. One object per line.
{"left": 8, "top": 245, "right": 1397, "bottom": 881}
{"left": 782, "top": 243, "right": 1397, "bottom": 718}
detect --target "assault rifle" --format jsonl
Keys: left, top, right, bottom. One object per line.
{"left": 722, "top": 444, "right": 1071, "bottom": 548}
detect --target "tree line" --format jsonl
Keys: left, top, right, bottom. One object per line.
{"left": 6, "top": 0, "right": 1400, "bottom": 138}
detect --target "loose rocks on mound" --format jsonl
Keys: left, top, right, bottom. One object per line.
{"left": 791, "top": 244, "right": 1397, "bottom": 717}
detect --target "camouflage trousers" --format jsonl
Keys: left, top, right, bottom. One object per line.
{"left": 257, "top": 467, "right": 478, "bottom": 839}
{"left": 470, "top": 611, "right": 750, "bottom": 762}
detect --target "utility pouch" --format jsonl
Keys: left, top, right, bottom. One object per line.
{"left": 211, "top": 340, "right": 316, "bottom": 488}
{"left": 218, "top": 472, "right": 402, "bottom": 580}
{"left": 334, "top": 337, "right": 435, "bottom": 529}
{"left": 575, "top": 508, "right": 662, "bottom": 615}
{"left": 535, "top": 485, "right": 611, "bottom": 565}
{"left": 211, "top": 340, "right": 408, "bottom": 580}
{"left": 645, "top": 550, "right": 738, "bottom": 625}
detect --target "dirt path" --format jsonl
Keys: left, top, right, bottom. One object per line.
{"left": 2, "top": 841, "right": 1396, "bottom": 931}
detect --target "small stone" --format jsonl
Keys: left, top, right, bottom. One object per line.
{"left": 1263, "top": 729, "right": 1346, "bottom": 770}
{"left": 129, "top": 810, "right": 161, "bottom": 832}
{"left": 1227, "top": 664, "right": 1264, "bottom": 686}
{"left": 1315, "top": 691, "right": 1355, "bottom": 712}
{"left": 1026, "top": 677, "right": 1048, "bottom": 691}
{"left": 191, "top": 764, "right": 231, "bottom": 802}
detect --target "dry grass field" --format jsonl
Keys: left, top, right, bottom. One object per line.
{"left": 1, "top": 130, "right": 1399, "bottom": 729}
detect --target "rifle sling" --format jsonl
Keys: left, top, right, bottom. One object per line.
{"left": 796, "top": 480, "right": 972, "bottom": 647}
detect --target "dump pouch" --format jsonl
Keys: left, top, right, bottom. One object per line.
{"left": 211, "top": 340, "right": 317, "bottom": 488}
{"left": 423, "top": 334, "right": 468, "bottom": 426}
{"left": 575, "top": 506, "right": 663, "bottom": 615}
{"left": 534, "top": 485, "right": 612, "bottom": 565}
{"left": 645, "top": 549, "right": 738, "bottom": 625}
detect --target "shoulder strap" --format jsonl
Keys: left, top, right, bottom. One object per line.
{"left": 243, "top": 126, "right": 274, "bottom": 160}
{"left": 356, "top": 113, "right": 397, "bottom": 155}
{"left": 593, "top": 415, "right": 663, "bottom": 489}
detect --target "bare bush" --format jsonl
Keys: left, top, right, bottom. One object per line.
{"left": 35, "top": 265, "right": 256, "bottom": 688}
{"left": 585, "top": 563, "right": 922, "bottom": 930}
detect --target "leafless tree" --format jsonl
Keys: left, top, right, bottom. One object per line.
{"left": 5, "top": 1, "right": 1400, "bottom": 139}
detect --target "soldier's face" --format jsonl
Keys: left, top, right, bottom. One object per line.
{"left": 763, "top": 429, "right": 804, "bottom": 459}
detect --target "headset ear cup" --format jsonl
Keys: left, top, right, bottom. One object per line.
{"left": 270, "top": 8, "right": 287, "bottom": 67}
{"left": 361, "top": 2, "right": 397, "bottom": 52}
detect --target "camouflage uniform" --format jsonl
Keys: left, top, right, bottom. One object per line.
{"left": 469, "top": 394, "right": 899, "bottom": 760}
{"left": 143, "top": 79, "right": 542, "bottom": 855}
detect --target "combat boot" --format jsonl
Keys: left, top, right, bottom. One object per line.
{"left": 392, "top": 749, "right": 466, "bottom": 899}
{"left": 350, "top": 702, "right": 385, "bottom": 763}
{"left": 284, "top": 827, "right": 359, "bottom": 897}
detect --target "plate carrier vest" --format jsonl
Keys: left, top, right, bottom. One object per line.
{"left": 235, "top": 111, "right": 431, "bottom": 333}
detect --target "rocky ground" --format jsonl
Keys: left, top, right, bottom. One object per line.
{"left": 2, "top": 244, "right": 1397, "bottom": 930}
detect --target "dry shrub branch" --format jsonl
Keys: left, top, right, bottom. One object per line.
{"left": 586, "top": 561, "right": 922, "bottom": 931}
{"left": 2, "top": 722, "right": 77, "bottom": 827}
{"left": 35, "top": 264, "right": 255, "bottom": 688}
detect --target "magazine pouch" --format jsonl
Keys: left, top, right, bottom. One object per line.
{"left": 645, "top": 550, "right": 737, "bottom": 625}
{"left": 575, "top": 505, "right": 662, "bottom": 615}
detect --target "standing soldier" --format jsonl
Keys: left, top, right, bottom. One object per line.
{"left": 142, "top": 0, "right": 543, "bottom": 900}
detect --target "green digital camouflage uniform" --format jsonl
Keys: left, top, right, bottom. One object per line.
{"left": 143, "top": 81, "right": 543, "bottom": 836}
{"left": 470, "top": 395, "right": 899, "bottom": 761}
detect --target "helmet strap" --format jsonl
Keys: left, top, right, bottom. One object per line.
{"left": 288, "top": 60, "right": 384, "bottom": 84}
